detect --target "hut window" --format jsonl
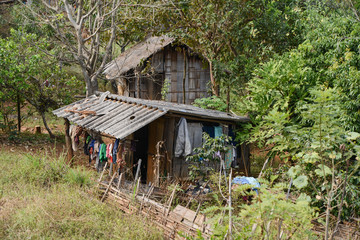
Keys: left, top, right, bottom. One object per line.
{"left": 130, "top": 115, "right": 136, "bottom": 120}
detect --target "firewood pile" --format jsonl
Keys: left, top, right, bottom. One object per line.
{"left": 98, "top": 179, "right": 212, "bottom": 239}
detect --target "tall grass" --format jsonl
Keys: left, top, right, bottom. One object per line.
{"left": 0, "top": 151, "right": 163, "bottom": 240}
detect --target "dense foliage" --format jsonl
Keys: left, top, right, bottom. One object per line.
{"left": 1, "top": 0, "right": 360, "bottom": 239}
{"left": 0, "top": 29, "right": 80, "bottom": 136}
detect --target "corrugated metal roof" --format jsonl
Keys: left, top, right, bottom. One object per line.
{"left": 53, "top": 92, "right": 249, "bottom": 139}
{"left": 103, "top": 36, "right": 174, "bottom": 79}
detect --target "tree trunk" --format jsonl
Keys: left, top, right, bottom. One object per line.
{"left": 84, "top": 73, "right": 99, "bottom": 97}
{"left": 64, "top": 118, "right": 74, "bottom": 165}
{"left": 183, "top": 49, "right": 187, "bottom": 104}
{"left": 40, "top": 111, "right": 55, "bottom": 138}
{"left": 136, "top": 69, "right": 141, "bottom": 98}
{"left": 209, "top": 60, "right": 219, "bottom": 97}
{"left": 90, "top": 75, "right": 99, "bottom": 95}
{"left": 226, "top": 84, "right": 230, "bottom": 112}
{"left": 17, "top": 92, "right": 21, "bottom": 133}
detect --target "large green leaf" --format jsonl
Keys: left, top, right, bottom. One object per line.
{"left": 314, "top": 164, "right": 332, "bottom": 177}
{"left": 287, "top": 165, "right": 301, "bottom": 178}
{"left": 293, "top": 175, "right": 308, "bottom": 189}
{"left": 347, "top": 132, "right": 360, "bottom": 140}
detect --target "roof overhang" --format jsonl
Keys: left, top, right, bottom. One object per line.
{"left": 53, "top": 92, "right": 250, "bottom": 140}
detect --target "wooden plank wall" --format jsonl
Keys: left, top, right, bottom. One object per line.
{"left": 147, "top": 118, "right": 165, "bottom": 184}
{"left": 121, "top": 46, "right": 210, "bottom": 104}
{"left": 239, "top": 143, "right": 251, "bottom": 175}
{"left": 164, "top": 46, "right": 210, "bottom": 104}
{"left": 163, "top": 117, "right": 175, "bottom": 176}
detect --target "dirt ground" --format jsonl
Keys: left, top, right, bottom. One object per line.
{"left": 0, "top": 128, "right": 92, "bottom": 170}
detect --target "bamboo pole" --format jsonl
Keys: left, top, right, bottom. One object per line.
{"left": 64, "top": 118, "right": 74, "bottom": 164}
{"left": 96, "top": 162, "right": 108, "bottom": 189}
{"left": 117, "top": 172, "right": 123, "bottom": 194}
{"left": 134, "top": 158, "right": 142, "bottom": 184}
{"left": 164, "top": 184, "right": 177, "bottom": 217}
{"left": 101, "top": 170, "right": 117, "bottom": 202}
{"left": 228, "top": 168, "right": 232, "bottom": 240}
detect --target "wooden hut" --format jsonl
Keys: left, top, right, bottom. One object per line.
{"left": 53, "top": 92, "right": 251, "bottom": 184}
{"left": 103, "top": 36, "right": 211, "bottom": 104}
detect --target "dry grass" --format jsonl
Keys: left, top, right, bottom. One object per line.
{"left": 0, "top": 150, "right": 163, "bottom": 240}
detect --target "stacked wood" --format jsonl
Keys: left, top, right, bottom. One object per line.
{"left": 99, "top": 182, "right": 212, "bottom": 239}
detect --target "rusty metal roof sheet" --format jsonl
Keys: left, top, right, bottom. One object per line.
{"left": 103, "top": 36, "right": 174, "bottom": 79}
{"left": 53, "top": 92, "right": 249, "bottom": 139}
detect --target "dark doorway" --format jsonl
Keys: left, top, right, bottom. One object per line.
{"left": 133, "top": 126, "right": 149, "bottom": 183}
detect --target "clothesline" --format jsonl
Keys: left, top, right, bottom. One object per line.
{"left": 69, "top": 125, "right": 137, "bottom": 174}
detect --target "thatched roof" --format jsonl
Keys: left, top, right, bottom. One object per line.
{"left": 103, "top": 36, "right": 174, "bottom": 79}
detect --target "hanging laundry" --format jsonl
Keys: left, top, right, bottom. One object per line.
{"left": 69, "top": 125, "right": 78, "bottom": 151}
{"left": 214, "top": 126, "right": 223, "bottom": 138}
{"left": 84, "top": 135, "right": 92, "bottom": 155}
{"left": 224, "top": 145, "right": 234, "bottom": 169}
{"left": 89, "top": 140, "right": 95, "bottom": 156}
{"left": 97, "top": 143, "right": 107, "bottom": 173}
{"left": 94, "top": 141, "right": 100, "bottom": 169}
{"left": 187, "top": 122, "right": 203, "bottom": 150}
{"left": 231, "top": 146, "right": 237, "bottom": 168}
{"left": 99, "top": 143, "right": 107, "bottom": 162}
{"left": 202, "top": 125, "right": 215, "bottom": 138}
{"left": 174, "top": 117, "right": 192, "bottom": 157}
{"left": 69, "top": 125, "right": 83, "bottom": 152}
{"left": 75, "top": 126, "right": 83, "bottom": 137}
{"left": 106, "top": 143, "right": 113, "bottom": 163}
{"left": 112, "top": 139, "right": 120, "bottom": 164}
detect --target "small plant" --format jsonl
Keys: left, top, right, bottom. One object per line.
{"left": 193, "top": 96, "right": 227, "bottom": 112}
{"left": 186, "top": 133, "right": 231, "bottom": 180}
{"left": 196, "top": 181, "right": 316, "bottom": 240}
{"left": 161, "top": 78, "right": 171, "bottom": 101}
{"left": 64, "top": 167, "right": 93, "bottom": 188}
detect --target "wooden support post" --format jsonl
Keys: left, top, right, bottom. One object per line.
{"left": 135, "top": 177, "right": 141, "bottom": 196}
{"left": 64, "top": 118, "right": 73, "bottom": 164}
{"left": 135, "top": 69, "right": 141, "bottom": 98}
{"left": 154, "top": 141, "right": 163, "bottom": 187}
{"left": 228, "top": 168, "right": 232, "bottom": 240}
{"left": 226, "top": 84, "right": 230, "bottom": 113}
{"left": 134, "top": 158, "right": 142, "bottom": 183}
{"left": 192, "top": 201, "right": 202, "bottom": 224}
{"left": 117, "top": 172, "right": 123, "bottom": 194}
{"left": 101, "top": 171, "right": 117, "bottom": 202}
{"left": 140, "top": 184, "right": 154, "bottom": 212}
{"left": 164, "top": 184, "right": 177, "bottom": 217}
{"left": 241, "top": 144, "right": 249, "bottom": 177}
{"left": 182, "top": 49, "right": 187, "bottom": 104}
{"left": 109, "top": 162, "right": 113, "bottom": 177}
{"left": 17, "top": 92, "right": 21, "bottom": 133}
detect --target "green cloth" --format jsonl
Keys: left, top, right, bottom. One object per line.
{"left": 224, "top": 146, "right": 233, "bottom": 169}
{"left": 214, "top": 126, "right": 222, "bottom": 138}
{"left": 99, "top": 143, "right": 108, "bottom": 162}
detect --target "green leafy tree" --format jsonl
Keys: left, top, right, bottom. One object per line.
{"left": 242, "top": 2, "right": 360, "bottom": 132}
{"left": 248, "top": 87, "right": 360, "bottom": 237}
{"left": 167, "top": 0, "right": 302, "bottom": 109}
{"left": 0, "top": 29, "right": 80, "bottom": 137}
{"left": 12, "top": 0, "right": 175, "bottom": 96}
{"left": 239, "top": 2, "right": 360, "bottom": 236}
